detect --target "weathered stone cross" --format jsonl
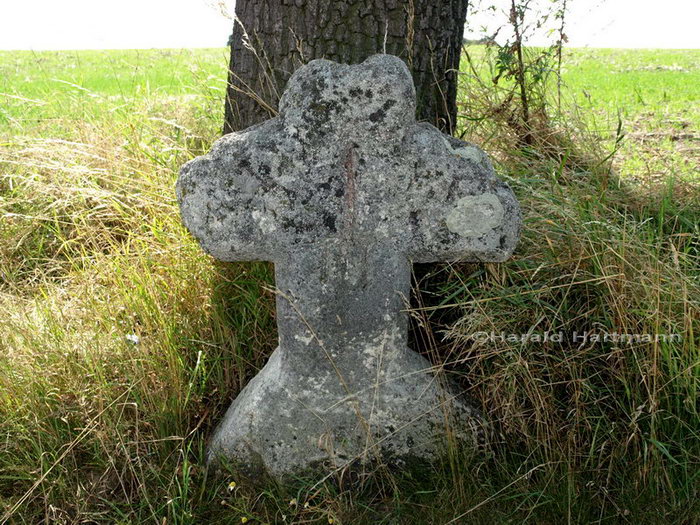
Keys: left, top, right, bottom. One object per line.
{"left": 177, "top": 55, "right": 520, "bottom": 479}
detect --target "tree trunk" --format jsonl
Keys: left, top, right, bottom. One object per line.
{"left": 220, "top": 0, "right": 470, "bottom": 360}
{"left": 223, "top": 0, "right": 469, "bottom": 135}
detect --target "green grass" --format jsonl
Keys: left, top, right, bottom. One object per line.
{"left": 562, "top": 48, "right": 699, "bottom": 187}
{"left": 0, "top": 49, "right": 226, "bottom": 125}
{"left": 0, "top": 47, "right": 698, "bottom": 523}
{"left": 564, "top": 49, "right": 699, "bottom": 117}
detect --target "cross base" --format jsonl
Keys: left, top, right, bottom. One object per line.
{"left": 207, "top": 344, "right": 486, "bottom": 479}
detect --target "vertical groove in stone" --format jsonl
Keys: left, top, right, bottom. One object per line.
{"left": 223, "top": 0, "right": 469, "bottom": 135}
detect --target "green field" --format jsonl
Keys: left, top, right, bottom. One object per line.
{"left": 563, "top": 49, "right": 699, "bottom": 187}
{"left": 0, "top": 48, "right": 698, "bottom": 523}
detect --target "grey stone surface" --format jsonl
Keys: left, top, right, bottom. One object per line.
{"left": 177, "top": 54, "right": 521, "bottom": 479}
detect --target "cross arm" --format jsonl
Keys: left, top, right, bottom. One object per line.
{"left": 176, "top": 119, "right": 297, "bottom": 262}
{"left": 404, "top": 123, "right": 521, "bottom": 263}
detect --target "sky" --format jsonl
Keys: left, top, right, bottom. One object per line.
{"left": 0, "top": 0, "right": 699, "bottom": 51}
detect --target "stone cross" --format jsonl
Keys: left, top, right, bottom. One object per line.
{"left": 177, "top": 55, "right": 520, "bottom": 479}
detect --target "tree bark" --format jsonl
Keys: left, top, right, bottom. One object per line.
{"left": 223, "top": 0, "right": 469, "bottom": 135}
{"left": 220, "top": 0, "right": 470, "bottom": 360}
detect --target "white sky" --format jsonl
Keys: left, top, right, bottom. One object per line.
{"left": 0, "top": 0, "right": 698, "bottom": 50}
